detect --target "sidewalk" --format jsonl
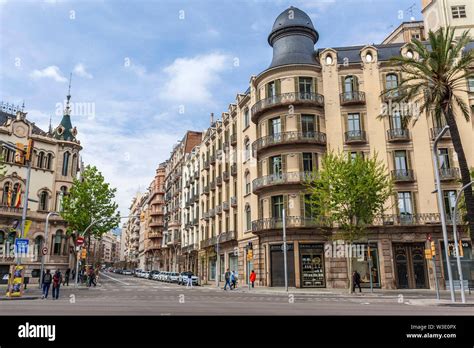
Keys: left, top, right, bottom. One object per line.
{"left": 0, "top": 282, "right": 94, "bottom": 300}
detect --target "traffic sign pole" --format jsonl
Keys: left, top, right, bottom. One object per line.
{"left": 39, "top": 212, "right": 59, "bottom": 289}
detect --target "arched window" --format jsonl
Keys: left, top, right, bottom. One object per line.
{"left": 46, "top": 153, "right": 53, "bottom": 170}
{"left": 53, "top": 230, "right": 63, "bottom": 255}
{"left": 245, "top": 171, "right": 250, "bottom": 195}
{"left": 39, "top": 191, "right": 49, "bottom": 211}
{"left": 35, "top": 236, "right": 44, "bottom": 260}
{"left": 37, "top": 152, "right": 44, "bottom": 168}
{"left": 2, "top": 182, "right": 10, "bottom": 205}
{"left": 62, "top": 152, "right": 70, "bottom": 176}
{"left": 57, "top": 186, "right": 68, "bottom": 212}
{"left": 244, "top": 138, "right": 250, "bottom": 161}
{"left": 386, "top": 73, "right": 399, "bottom": 97}
{"left": 245, "top": 204, "right": 251, "bottom": 232}
{"left": 11, "top": 183, "right": 20, "bottom": 207}
{"left": 71, "top": 154, "right": 77, "bottom": 177}
{"left": 344, "top": 75, "right": 359, "bottom": 94}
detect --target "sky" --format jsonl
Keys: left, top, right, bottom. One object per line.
{"left": 0, "top": 0, "right": 423, "bottom": 217}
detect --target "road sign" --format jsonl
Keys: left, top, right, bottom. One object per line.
{"left": 41, "top": 247, "right": 48, "bottom": 255}
{"left": 76, "top": 237, "right": 85, "bottom": 246}
{"left": 14, "top": 238, "right": 29, "bottom": 254}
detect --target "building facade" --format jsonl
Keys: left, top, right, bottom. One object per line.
{"left": 133, "top": 5, "right": 474, "bottom": 289}
{"left": 422, "top": 0, "right": 473, "bottom": 37}
{"left": 0, "top": 94, "right": 82, "bottom": 284}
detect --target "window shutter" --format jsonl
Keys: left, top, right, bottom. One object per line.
{"left": 300, "top": 194, "right": 305, "bottom": 218}
{"left": 341, "top": 76, "right": 346, "bottom": 93}
{"left": 296, "top": 114, "right": 301, "bottom": 132}
{"left": 394, "top": 193, "right": 400, "bottom": 215}
{"left": 281, "top": 114, "right": 286, "bottom": 132}
{"left": 448, "top": 147, "right": 455, "bottom": 167}
{"left": 411, "top": 192, "right": 417, "bottom": 215}
{"left": 361, "top": 112, "right": 366, "bottom": 131}
{"left": 299, "top": 153, "right": 303, "bottom": 172}
{"left": 312, "top": 153, "right": 318, "bottom": 171}
{"left": 275, "top": 79, "right": 281, "bottom": 95}
{"left": 282, "top": 154, "right": 287, "bottom": 173}
{"left": 407, "top": 150, "right": 413, "bottom": 171}
{"left": 313, "top": 77, "right": 318, "bottom": 93}
{"left": 267, "top": 158, "right": 271, "bottom": 175}
{"left": 353, "top": 75, "right": 359, "bottom": 92}
{"left": 283, "top": 194, "right": 289, "bottom": 216}
{"left": 316, "top": 115, "right": 321, "bottom": 132}
{"left": 294, "top": 76, "right": 299, "bottom": 93}
{"left": 259, "top": 199, "right": 263, "bottom": 219}
{"left": 258, "top": 87, "right": 262, "bottom": 101}
{"left": 265, "top": 83, "right": 269, "bottom": 98}
{"left": 268, "top": 198, "right": 272, "bottom": 219}
{"left": 343, "top": 113, "right": 349, "bottom": 133}
{"left": 257, "top": 160, "right": 262, "bottom": 177}
{"left": 267, "top": 119, "right": 271, "bottom": 137}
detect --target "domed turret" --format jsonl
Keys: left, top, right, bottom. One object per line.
{"left": 267, "top": 6, "right": 319, "bottom": 69}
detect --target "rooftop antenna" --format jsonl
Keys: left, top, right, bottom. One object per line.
{"left": 406, "top": 3, "right": 416, "bottom": 21}
{"left": 21, "top": 100, "right": 25, "bottom": 112}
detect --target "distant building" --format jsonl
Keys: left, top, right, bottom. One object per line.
{"left": 422, "top": 0, "right": 473, "bottom": 38}
{"left": 382, "top": 21, "right": 426, "bottom": 44}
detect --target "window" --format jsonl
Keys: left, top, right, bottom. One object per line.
{"left": 245, "top": 172, "right": 250, "bottom": 195}
{"left": 443, "top": 190, "right": 457, "bottom": 220}
{"left": 299, "top": 77, "right": 313, "bottom": 96}
{"left": 451, "top": 6, "right": 466, "bottom": 19}
{"left": 37, "top": 152, "right": 44, "bottom": 168}
{"left": 244, "top": 139, "right": 250, "bottom": 161}
{"left": 269, "top": 117, "right": 281, "bottom": 137}
{"left": 57, "top": 186, "right": 68, "bottom": 212}
{"left": 390, "top": 110, "right": 403, "bottom": 130}
{"left": 71, "top": 154, "right": 77, "bottom": 177}
{"left": 343, "top": 76, "right": 358, "bottom": 99}
{"left": 267, "top": 81, "right": 276, "bottom": 97}
{"left": 2, "top": 182, "right": 10, "bottom": 205}
{"left": 245, "top": 205, "right": 251, "bottom": 231}
{"left": 350, "top": 152, "right": 364, "bottom": 161}
{"left": 398, "top": 192, "right": 413, "bottom": 217}
{"left": 11, "top": 183, "right": 20, "bottom": 207}
{"left": 243, "top": 108, "right": 249, "bottom": 129}
{"left": 46, "top": 153, "right": 53, "bottom": 170}
{"left": 272, "top": 195, "right": 284, "bottom": 219}
{"left": 269, "top": 155, "right": 282, "bottom": 176}
{"left": 35, "top": 236, "right": 44, "bottom": 260}
{"left": 62, "top": 152, "right": 70, "bottom": 176}
{"left": 347, "top": 113, "right": 362, "bottom": 132}
{"left": 365, "top": 52, "right": 373, "bottom": 62}
{"left": 394, "top": 151, "right": 408, "bottom": 171}
{"left": 385, "top": 74, "right": 399, "bottom": 97}
{"left": 301, "top": 114, "right": 316, "bottom": 135}
{"left": 325, "top": 55, "right": 333, "bottom": 65}
{"left": 304, "top": 194, "right": 315, "bottom": 219}
{"left": 39, "top": 191, "right": 48, "bottom": 211}
{"left": 438, "top": 148, "right": 450, "bottom": 169}
{"left": 303, "top": 153, "right": 314, "bottom": 172}
{"left": 53, "top": 230, "right": 63, "bottom": 255}
{"left": 468, "top": 78, "right": 474, "bottom": 93}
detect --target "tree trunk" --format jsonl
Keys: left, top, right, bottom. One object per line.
{"left": 445, "top": 104, "right": 474, "bottom": 243}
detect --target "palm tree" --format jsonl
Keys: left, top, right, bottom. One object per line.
{"left": 384, "top": 27, "right": 474, "bottom": 242}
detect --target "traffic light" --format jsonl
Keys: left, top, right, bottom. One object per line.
{"left": 14, "top": 143, "right": 24, "bottom": 164}
{"left": 430, "top": 241, "right": 436, "bottom": 257}
{"left": 25, "top": 139, "right": 34, "bottom": 162}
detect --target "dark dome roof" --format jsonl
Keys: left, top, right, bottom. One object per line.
{"left": 268, "top": 6, "right": 317, "bottom": 45}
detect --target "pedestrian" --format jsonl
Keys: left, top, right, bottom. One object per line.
{"left": 71, "top": 268, "right": 76, "bottom": 282}
{"left": 42, "top": 269, "right": 52, "bottom": 299}
{"left": 63, "top": 268, "right": 70, "bottom": 286}
{"left": 250, "top": 270, "right": 256, "bottom": 288}
{"left": 230, "top": 271, "right": 237, "bottom": 289}
{"left": 52, "top": 270, "right": 62, "bottom": 300}
{"left": 88, "top": 268, "right": 96, "bottom": 287}
{"left": 224, "top": 268, "right": 231, "bottom": 290}
{"left": 352, "top": 270, "right": 362, "bottom": 293}
{"left": 186, "top": 272, "right": 193, "bottom": 288}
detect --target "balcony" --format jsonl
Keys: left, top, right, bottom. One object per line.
{"left": 193, "top": 194, "right": 199, "bottom": 203}
{"left": 344, "top": 130, "right": 367, "bottom": 144}
{"left": 252, "top": 216, "right": 327, "bottom": 233}
{"left": 185, "top": 180, "right": 190, "bottom": 188}
{"left": 210, "top": 154, "right": 216, "bottom": 165}
{"left": 387, "top": 128, "right": 410, "bottom": 142}
{"left": 230, "top": 133, "right": 237, "bottom": 146}
{"left": 204, "top": 160, "right": 210, "bottom": 170}
{"left": 253, "top": 131, "right": 326, "bottom": 154}
{"left": 210, "top": 181, "right": 216, "bottom": 191}
{"left": 439, "top": 167, "right": 460, "bottom": 181}
{"left": 251, "top": 92, "right": 324, "bottom": 122}
{"left": 222, "top": 201, "right": 229, "bottom": 211}
{"left": 200, "top": 230, "right": 236, "bottom": 248}
{"left": 230, "top": 196, "right": 237, "bottom": 207}
{"left": 231, "top": 163, "right": 237, "bottom": 176}
{"left": 193, "top": 218, "right": 198, "bottom": 226}
{"left": 194, "top": 171, "right": 200, "bottom": 179}
{"left": 150, "top": 209, "right": 164, "bottom": 216}
{"left": 148, "top": 232, "right": 162, "bottom": 238}
{"left": 203, "top": 185, "right": 210, "bottom": 195}
{"left": 209, "top": 209, "right": 216, "bottom": 218}
{"left": 216, "top": 204, "right": 222, "bottom": 215}
{"left": 430, "top": 127, "right": 451, "bottom": 140}
{"left": 339, "top": 91, "right": 366, "bottom": 106}
{"left": 223, "top": 141, "right": 229, "bottom": 149}
{"left": 203, "top": 212, "right": 209, "bottom": 221}
{"left": 252, "top": 171, "right": 316, "bottom": 194}
{"left": 216, "top": 176, "right": 222, "bottom": 186}
{"left": 391, "top": 169, "right": 415, "bottom": 182}
{"left": 181, "top": 243, "right": 199, "bottom": 254}
{"left": 223, "top": 171, "right": 230, "bottom": 182}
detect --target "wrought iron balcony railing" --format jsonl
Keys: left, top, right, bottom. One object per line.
{"left": 339, "top": 91, "right": 366, "bottom": 105}
{"left": 387, "top": 128, "right": 410, "bottom": 142}
{"left": 252, "top": 131, "right": 326, "bottom": 154}
{"left": 391, "top": 169, "right": 415, "bottom": 182}
{"left": 344, "top": 130, "right": 367, "bottom": 144}
{"left": 439, "top": 167, "right": 460, "bottom": 181}
{"left": 252, "top": 171, "right": 316, "bottom": 193}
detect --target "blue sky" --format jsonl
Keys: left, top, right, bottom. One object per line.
{"left": 0, "top": 0, "right": 422, "bottom": 215}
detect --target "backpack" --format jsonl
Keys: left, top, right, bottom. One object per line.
{"left": 43, "top": 273, "right": 52, "bottom": 284}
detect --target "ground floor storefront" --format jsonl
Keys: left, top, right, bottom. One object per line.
{"left": 237, "top": 226, "right": 472, "bottom": 290}
{"left": 197, "top": 240, "right": 238, "bottom": 285}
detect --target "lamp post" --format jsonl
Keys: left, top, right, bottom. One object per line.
{"left": 432, "top": 125, "right": 455, "bottom": 302}
{"left": 215, "top": 233, "right": 223, "bottom": 288}
{"left": 451, "top": 180, "right": 473, "bottom": 304}
{"left": 39, "top": 212, "right": 59, "bottom": 288}
{"left": 282, "top": 208, "right": 288, "bottom": 292}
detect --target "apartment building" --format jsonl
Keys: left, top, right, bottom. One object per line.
{"left": 145, "top": 5, "right": 474, "bottom": 289}
{"left": 422, "top": 0, "right": 473, "bottom": 37}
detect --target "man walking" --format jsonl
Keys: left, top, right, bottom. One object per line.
{"left": 186, "top": 272, "right": 193, "bottom": 288}
{"left": 63, "top": 268, "right": 70, "bottom": 286}
{"left": 224, "top": 268, "right": 231, "bottom": 290}
{"left": 250, "top": 270, "right": 256, "bottom": 288}
{"left": 230, "top": 271, "right": 237, "bottom": 289}
{"left": 52, "top": 270, "right": 62, "bottom": 300}
{"left": 352, "top": 270, "right": 362, "bottom": 293}
{"left": 42, "top": 269, "right": 52, "bottom": 299}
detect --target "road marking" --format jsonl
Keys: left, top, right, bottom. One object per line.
{"left": 100, "top": 272, "right": 130, "bottom": 285}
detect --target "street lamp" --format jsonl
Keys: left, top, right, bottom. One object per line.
{"left": 39, "top": 212, "right": 59, "bottom": 288}
{"left": 451, "top": 180, "right": 473, "bottom": 304}
{"left": 432, "top": 125, "right": 455, "bottom": 302}
{"left": 215, "top": 233, "right": 224, "bottom": 288}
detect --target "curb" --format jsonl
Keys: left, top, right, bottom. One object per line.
{"left": 0, "top": 296, "right": 40, "bottom": 301}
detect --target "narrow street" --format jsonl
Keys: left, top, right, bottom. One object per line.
{"left": 1, "top": 272, "right": 472, "bottom": 315}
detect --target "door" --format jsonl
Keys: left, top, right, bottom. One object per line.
{"left": 270, "top": 244, "right": 295, "bottom": 287}
{"left": 394, "top": 243, "right": 428, "bottom": 289}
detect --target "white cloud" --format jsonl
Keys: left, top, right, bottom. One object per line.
{"left": 73, "top": 63, "right": 93, "bottom": 79}
{"left": 30, "top": 66, "right": 67, "bottom": 83}
{"left": 159, "top": 53, "right": 230, "bottom": 105}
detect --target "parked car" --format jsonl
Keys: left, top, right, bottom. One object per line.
{"left": 152, "top": 271, "right": 161, "bottom": 280}
{"left": 148, "top": 270, "right": 159, "bottom": 280}
{"left": 168, "top": 272, "right": 180, "bottom": 283}
{"left": 134, "top": 269, "right": 142, "bottom": 277}
{"left": 142, "top": 271, "right": 150, "bottom": 279}
{"left": 122, "top": 270, "right": 133, "bottom": 275}
{"left": 178, "top": 272, "right": 199, "bottom": 285}
{"left": 159, "top": 271, "right": 169, "bottom": 281}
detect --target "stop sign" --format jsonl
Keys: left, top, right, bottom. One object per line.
{"left": 76, "top": 237, "right": 85, "bottom": 246}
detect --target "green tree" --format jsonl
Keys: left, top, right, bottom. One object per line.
{"left": 385, "top": 27, "right": 474, "bottom": 242}
{"left": 306, "top": 152, "right": 393, "bottom": 292}
{"left": 61, "top": 165, "right": 120, "bottom": 264}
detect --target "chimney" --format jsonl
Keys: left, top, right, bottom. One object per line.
{"left": 210, "top": 112, "right": 214, "bottom": 125}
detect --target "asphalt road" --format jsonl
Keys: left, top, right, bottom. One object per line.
{"left": 0, "top": 272, "right": 472, "bottom": 315}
